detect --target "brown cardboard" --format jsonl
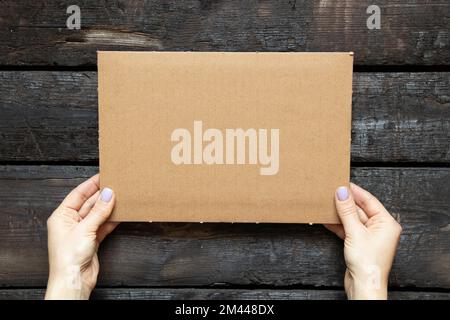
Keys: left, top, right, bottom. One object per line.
{"left": 98, "top": 51, "right": 353, "bottom": 223}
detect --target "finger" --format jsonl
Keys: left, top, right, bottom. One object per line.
{"left": 350, "top": 183, "right": 389, "bottom": 218}
{"left": 324, "top": 204, "right": 368, "bottom": 239}
{"left": 80, "top": 187, "right": 115, "bottom": 232}
{"left": 324, "top": 224, "right": 345, "bottom": 240}
{"left": 60, "top": 174, "right": 100, "bottom": 212}
{"left": 78, "top": 190, "right": 100, "bottom": 219}
{"left": 98, "top": 222, "right": 120, "bottom": 243}
{"left": 335, "top": 186, "right": 364, "bottom": 235}
{"left": 356, "top": 205, "right": 369, "bottom": 224}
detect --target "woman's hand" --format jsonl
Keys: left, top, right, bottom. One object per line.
{"left": 45, "top": 174, "right": 118, "bottom": 300}
{"left": 325, "top": 183, "right": 402, "bottom": 300}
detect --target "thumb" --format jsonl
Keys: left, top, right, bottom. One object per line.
{"left": 335, "top": 186, "right": 364, "bottom": 236}
{"left": 81, "top": 187, "right": 115, "bottom": 232}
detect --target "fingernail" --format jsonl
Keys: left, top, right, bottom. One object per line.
{"left": 337, "top": 186, "right": 349, "bottom": 201}
{"left": 100, "top": 187, "right": 113, "bottom": 203}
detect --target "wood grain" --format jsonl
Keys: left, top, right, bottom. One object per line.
{"left": 0, "top": 71, "right": 448, "bottom": 163}
{"left": 0, "top": 166, "right": 448, "bottom": 288}
{"left": 1, "top": 0, "right": 449, "bottom": 299}
{"left": 0, "top": 1, "right": 449, "bottom": 66}
{"left": 0, "top": 288, "right": 449, "bottom": 300}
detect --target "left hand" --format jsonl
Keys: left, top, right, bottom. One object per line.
{"left": 45, "top": 174, "right": 118, "bottom": 300}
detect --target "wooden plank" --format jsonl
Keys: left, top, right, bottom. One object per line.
{"left": 0, "top": 288, "right": 449, "bottom": 300}
{"left": 0, "top": 72, "right": 98, "bottom": 162}
{"left": 0, "top": 166, "right": 448, "bottom": 288}
{"left": 0, "top": 1, "right": 449, "bottom": 66}
{"left": 0, "top": 71, "right": 449, "bottom": 163}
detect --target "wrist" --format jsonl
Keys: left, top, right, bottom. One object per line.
{"left": 45, "top": 266, "right": 92, "bottom": 300}
{"left": 348, "top": 282, "right": 388, "bottom": 300}
{"left": 345, "top": 267, "right": 388, "bottom": 300}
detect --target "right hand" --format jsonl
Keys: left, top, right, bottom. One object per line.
{"left": 325, "top": 183, "right": 402, "bottom": 300}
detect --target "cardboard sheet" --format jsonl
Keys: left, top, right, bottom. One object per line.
{"left": 98, "top": 51, "right": 353, "bottom": 223}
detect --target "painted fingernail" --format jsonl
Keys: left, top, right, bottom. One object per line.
{"left": 100, "top": 187, "right": 113, "bottom": 203}
{"left": 337, "top": 186, "right": 349, "bottom": 201}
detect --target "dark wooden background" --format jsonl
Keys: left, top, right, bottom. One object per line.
{"left": 0, "top": 0, "right": 449, "bottom": 300}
